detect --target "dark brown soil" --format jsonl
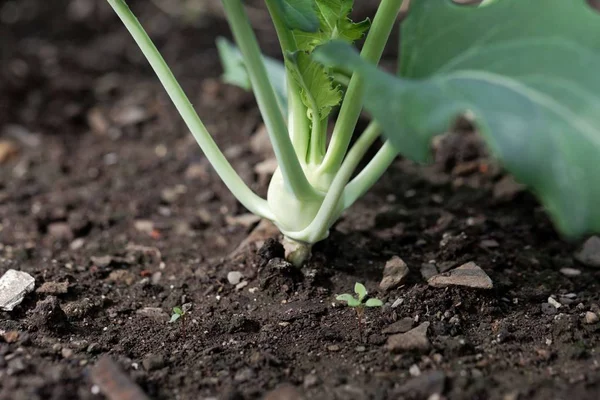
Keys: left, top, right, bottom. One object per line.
{"left": 1, "top": 1, "right": 600, "bottom": 400}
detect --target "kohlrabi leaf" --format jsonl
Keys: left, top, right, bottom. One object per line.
{"left": 273, "top": 0, "right": 320, "bottom": 32}
{"left": 293, "top": 0, "right": 370, "bottom": 52}
{"left": 286, "top": 51, "right": 342, "bottom": 120}
{"left": 365, "top": 298, "right": 383, "bottom": 308}
{"left": 216, "top": 37, "right": 288, "bottom": 114}
{"left": 354, "top": 282, "right": 367, "bottom": 301}
{"left": 336, "top": 293, "right": 360, "bottom": 307}
{"left": 315, "top": 0, "right": 600, "bottom": 238}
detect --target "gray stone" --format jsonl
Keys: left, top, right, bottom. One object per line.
{"left": 386, "top": 322, "right": 430, "bottom": 352}
{"left": 428, "top": 262, "right": 493, "bottom": 289}
{"left": 560, "top": 267, "right": 581, "bottom": 277}
{"left": 0, "top": 269, "right": 35, "bottom": 311}
{"left": 142, "top": 353, "right": 165, "bottom": 371}
{"left": 382, "top": 317, "right": 414, "bottom": 334}
{"left": 584, "top": 311, "right": 599, "bottom": 324}
{"left": 575, "top": 236, "right": 600, "bottom": 268}
{"left": 421, "top": 263, "right": 438, "bottom": 280}
{"left": 380, "top": 256, "right": 409, "bottom": 291}
{"left": 227, "top": 271, "right": 244, "bottom": 285}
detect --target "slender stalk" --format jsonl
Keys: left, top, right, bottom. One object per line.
{"left": 318, "top": 0, "right": 404, "bottom": 174}
{"left": 106, "top": 0, "right": 273, "bottom": 219}
{"left": 308, "top": 118, "right": 327, "bottom": 165}
{"left": 343, "top": 141, "right": 398, "bottom": 209}
{"left": 264, "top": 0, "right": 311, "bottom": 163}
{"left": 298, "top": 122, "right": 382, "bottom": 242}
{"left": 221, "top": 0, "right": 316, "bottom": 199}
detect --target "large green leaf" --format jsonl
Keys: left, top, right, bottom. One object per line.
{"left": 315, "top": 0, "right": 600, "bottom": 237}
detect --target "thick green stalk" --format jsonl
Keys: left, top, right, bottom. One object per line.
{"left": 264, "top": 0, "right": 311, "bottom": 163}
{"left": 318, "top": 0, "right": 404, "bottom": 174}
{"left": 289, "top": 122, "right": 382, "bottom": 243}
{"left": 221, "top": 0, "right": 315, "bottom": 199}
{"left": 342, "top": 141, "right": 398, "bottom": 209}
{"left": 106, "top": 0, "right": 273, "bottom": 219}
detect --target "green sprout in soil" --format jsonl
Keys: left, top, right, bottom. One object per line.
{"left": 170, "top": 303, "right": 192, "bottom": 339}
{"left": 105, "top": 0, "right": 600, "bottom": 266}
{"left": 336, "top": 282, "right": 382, "bottom": 340}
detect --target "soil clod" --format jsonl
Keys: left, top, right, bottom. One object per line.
{"left": 427, "top": 262, "right": 493, "bottom": 289}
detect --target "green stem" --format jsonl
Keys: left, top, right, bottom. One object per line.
{"left": 222, "top": 0, "right": 315, "bottom": 199}
{"left": 343, "top": 141, "right": 398, "bottom": 209}
{"left": 297, "top": 122, "right": 382, "bottom": 242}
{"left": 106, "top": 0, "right": 273, "bottom": 219}
{"left": 318, "top": 0, "right": 404, "bottom": 174}
{"left": 309, "top": 118, "right": 327, "bottom": 165}
{"left": 264, "top": 0, "right": 311, "bottom": 163}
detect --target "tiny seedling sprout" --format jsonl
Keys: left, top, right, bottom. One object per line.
{"left": 336, "top": 282, "right": 382, "bottom": 340}
{"left": 170, "top": 302, "right": 192, "bottom": 339}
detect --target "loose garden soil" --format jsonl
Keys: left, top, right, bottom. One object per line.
{"left": 1, "top": 1, "right": 600, "bottom": 399}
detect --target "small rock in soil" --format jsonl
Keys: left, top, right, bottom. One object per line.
{"left": 264, "top": 384, "right": 304, "bottom": 400}
{"left": 0, "top": 139, "right": 19, "bottom": 163}
{"left": 2, "top": 331, "right": 19, "bottom": 343}
{"left": 90, "top": 255, "right": 114, "bottom": 268}
{"left": 428, "top": 262, "right": 493, "bottom": 289}
{"left": 386, "top": 322, "right": 430, "bottom": 352}
{"left": 91, "top": 356, "right": 150, "bottom": 400}
{"left": 379, "top": 256, "right": 409, "bottom": 291}
{"left": 560, "top": 267, "right": 582, "bottom": 277}
{"left": 47, "top": 222, "right": 74, "bottom": 241}
{"left": 584, "top": 311, "right": 599, "bottom": 324}
{"left": 382, "top": 317, "right": 414, "bottom": 334}
{"left": 391, "top": 298, "right": 404, "bottom": 308}
{"left": 396, "top": 370, "right": 446, "bottom": 397}
{"left": 541, "top": 303, "right": 558, "bottom": 316}
{"left": 227, "top": 271, "right": 244, "bottom": 285}
{"left": 36, "top": 281, "right": 69, "bottom": 294}
{"left": 136, "top": 307, "right": 169, "bottom": 323}
{"left": 0, "top": 269, "right": 35, "bottom": 311}
{"left": 28, "top": 296, "right": 69, "bottom": 332}
{"left": 575, "top": 236, "right": 600, "bottom": 268}
{"left": 106, "top": 270, "right": 135, "bottom": 286}
{"left": 327, "top": 344, "right": 341, "bottom": 352}
{"left": 234, "top": 367, "right": 256, "bottom": 382}
{"left": 420, "top": 263, "right": 438, "bottom": 281}
{"left": 548, "top": 297, "right": 562, "bottom": 309}
{"left": 303, "top": 374, "right": 319, "bottom": 388}
{"left": 61, "top": 347, "right": 74, "bottom": 359}
{"left": 142, "top": 353, "right": 165, "bottom": 371}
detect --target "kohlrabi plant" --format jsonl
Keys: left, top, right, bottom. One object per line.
{"left": 105, "top": 0, "right": 600, "bottom": 266}
{"left": 336, "top": 282, "right": 383, "bottom": 339}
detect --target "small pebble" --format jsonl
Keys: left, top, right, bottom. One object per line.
{"left": 548, "top": 297, "right": 562, "bottom": 309}
{"left": 584, "top": 311, "right": 599, "bottom": 324}
{"left": 327, "top": 344, "right": 340, "bottom": 352}
{"left": 541, "top": 303, "right": 557, "bottom": 316}
{"left": 227, "top": 271, "right": 244, "bottom": 285}
{"left": 560, "top": 268, "right": 581, "bottom": 277}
